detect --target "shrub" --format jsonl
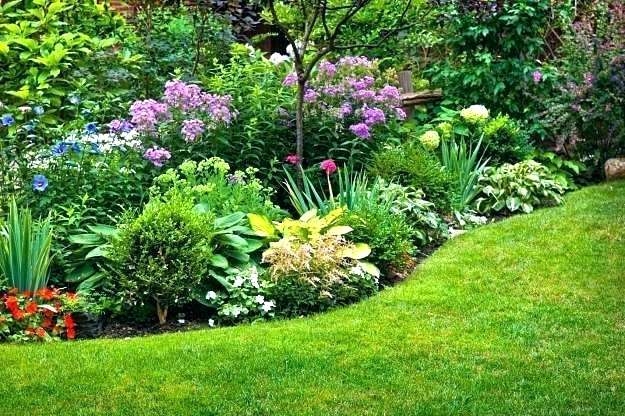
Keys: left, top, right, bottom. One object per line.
{"left": 0, "top": 288, "right": 77, "bottom": 342}
{"left": 368, "top": 143, "right": 455, "bottom": 212}
{"left": 474, "top": 160, "right": 566, "bottom": 214}
{"left": 0, "top": 0, "right": 142, "bottom": 124}
{"left": 341, "top": 198, "right": 416, "bottom": 282}
{"left": 110, "top": 195, "right": 215, "bottom": 324}
{"left": 151, "top": 158, "right": 283, "bottom": 220}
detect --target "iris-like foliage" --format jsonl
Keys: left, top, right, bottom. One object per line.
{"left": 0, "top": 199, "right": 53, "bottom": 293}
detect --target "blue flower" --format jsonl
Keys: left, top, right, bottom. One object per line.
{"left": 71, "top": 142, "right": 82, "bottom": 153}
{"left": 84, "top": 122, "right": 98, "bottom": 135}
{"left": 32, "top": 175, "right": 48, "bottom": 192}
{"left": 51, "top": 142, "right": 70, "bottom": 157}
{"left": 33, "top": 106, "right": 44, "bottom": 116}
{"left": 1, "top": 114, "right": 15, "bottom": 127}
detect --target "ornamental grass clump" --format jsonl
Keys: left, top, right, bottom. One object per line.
{"left": 0, "top": 199, "right": 53, "bottom": 294}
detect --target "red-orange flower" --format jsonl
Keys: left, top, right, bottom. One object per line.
{"left": 35, "top": 327, "right": 47, "bottom": 338}
{"left": 65, "top": 292, "right": 77, "bottom": 301}
{"left": 25, "top": 301, "right": 38, "bottom": 314}
{"left": 37, "top": 288, "right": 55, "bottom": 301}
{"left": 5, "top": 296, "right": 19, "bottom": 312}
{"left": 7, "top": 288, "right": 18, "bottom": 296}
{"left": 64, "top": 314, "right": 76, "bottom": 340}
{"left": 22, "top": 291, "right": 33, "bottom": 299}
{"left": 11, "top": 309, "right": 25, "bottom": 320}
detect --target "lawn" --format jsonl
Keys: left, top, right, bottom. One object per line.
{"left": 1, "top": 181, "right": 624, "bottom": 415}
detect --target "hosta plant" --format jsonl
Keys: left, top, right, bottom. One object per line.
{"left": 248, "top": 208, "right": 380, "bottom": 316}
{"left": 474, "top": 160, "right": 566, "bottom": 215}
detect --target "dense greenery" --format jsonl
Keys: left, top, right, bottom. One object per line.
{"left": 0, "top": 182, "right": 623, "bottom": 414}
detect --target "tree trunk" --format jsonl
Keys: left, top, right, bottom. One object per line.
{"left": 155, "top": 300, "right": 168, "bottom": 325}
{"left": 295, "top": 79, "right": 306, "bottom": 165}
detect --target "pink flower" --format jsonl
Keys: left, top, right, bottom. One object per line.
{"left": 320, "top": 159, "right": 337, "bottom": 175}
{"left": 143, "top": 147, "right": 171, "bottom": 167}
{"left": 532, "top": 70, "right": 543, "bottom": 83}
{"left": 349, "top": 123, "right": 371, "bottom": 139}
{"left": 181, "top": 119, "right": 205, "bottom": 142}
{"left": 285, "top": 154, "right": 302, "bottom": 165}
{"left": 304, "top": 89, "right": 318, "bottom": 103}
{"left": 283, "top": 72, "right": 298, "bottom": 87}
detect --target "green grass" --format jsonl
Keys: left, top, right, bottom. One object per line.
{"left": 1, "top": 182, "right": 624, "bottom": 415}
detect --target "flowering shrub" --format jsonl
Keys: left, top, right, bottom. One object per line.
{"left": 416, "top": 106, "right": 533, "bottom": 165}
{"left": 112, "top": 80, "right": 235, "bottom": 168}
{"left": 282, "top": 56, "right": 406, "bottom": 166}
{"left": 150, "top": 157, "right": 283, "bottom": 220}
{"left": 203, "top": 266, "right": 276, "bottom": 325}
{"left": 0, "top": 289, "right": 77, "bottom": 342}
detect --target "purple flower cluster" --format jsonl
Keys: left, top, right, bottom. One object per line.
{"left": 130, "top": 99, "right": 169, "bottom": 132}
{"left": 164, "top": 80, "right": 234, "bottom": 124}
{"left": 109, "top": 119, "right": 134, "bottom": 134}
{"left": 285, "top": 56, "right": 405, "bottom": 139}
{"left": 181, "top": 119, "right": 205, "bottom": 142}
{"left": 143, "top": 147, "right": 171, "bottom": 167}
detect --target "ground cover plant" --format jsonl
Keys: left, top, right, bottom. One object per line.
{"left": 0, "top": 182, "right": 622, "bottom": 414}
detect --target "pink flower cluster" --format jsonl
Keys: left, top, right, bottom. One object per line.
{"left": 143, "top": 147, "right": 171, "bottom": 167}
{"left": 181, "top": 119, "right": 205, "bottom": 142}
{"left": 130, "top": 99, "right": 169, "bottom": 132}
{"left": 282, "top": 56, "right": 405, "bottom": 140}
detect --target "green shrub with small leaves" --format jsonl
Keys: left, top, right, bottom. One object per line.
{"left": 368, "top": 143, "right": 455, "bottom": 212}
{"left": 110, "top": 195, "right": 215, "bottom": 324}
{"left": 474, "top": 160, "right": 566, "bottom": 215}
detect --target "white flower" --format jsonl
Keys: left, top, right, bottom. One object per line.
{"left": 459, "top": 105, "right": 489, "bottom": 123}
{"left": 286, "top": 40, "right": 304, "bottom": 58}
{"left": 177, "top": 319, "right": 185, "bottom": 324}
{"left": 205, "top": 291, "right": 217, "bottom": 300}
{"left": 261, "top": 301, "right": 275, "bottom": 313}
{"left": 232, "top": 306, "right": 242, "bottom": 317}
{"left": 249, "top": 266, "right": 259, "bottom": 288}
{"left": 350, "top": 266, "right": 364, "bottom": 276}
{"left": 268, "top": 52, "right": 290, "bottom": 65}
{"left": 254, "top": 295, "right": 265, "bottom": 304}
{"left": 208, "top": 319, "right": 215, "bottom": 327}
{"left": 233, "top": 276, "right": 245, "bottom": 288}
{"left": 419, "top": 130, "right": 441, "bottom": 150}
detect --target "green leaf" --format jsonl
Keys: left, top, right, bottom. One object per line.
{"left": 506, "top": 196, "right": 521, "bottom": 212}
{"left": 326, "top": 226, "right": 353, "bottom": 236}
{"left": 359, "top": 261, "right": 380, "bottom": 278}
{"left": 214, "top": 212, "right": 246, "bottom": 229}
{"left": 209, "top": 254, "right": 229, "bottom": 269}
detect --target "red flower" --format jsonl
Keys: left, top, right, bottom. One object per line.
{"left": 35, "top": 327, "right": 47, "bottom": 338}
{"left": 11, "top": 309, "right": 25, "bottom": 321}
{"left": 42, "top": 316, "right": 54, "bottom": 329}
{"left": 37, "top": 288, "right": 55, "bottom": 301}
{"left": 22, "top": 290, "right": 33, "bottom": 299}
{"left": 65, "top": 292, "right": 77, "bottom": 301}
{"left": 25, "top": 301, "right": 38, "bottom": 314}
{"left": 319, "top": 159, "right": 337, "bottom": 175}
{"left": 5, "top": 296, "right": 19, "bottom": 312}
{"left": 64, "top": 314, "right": 76, "bottom": 340}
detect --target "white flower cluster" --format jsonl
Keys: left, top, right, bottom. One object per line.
{"left": 460, "top": 105, "right": 490, "bottom": 124}
{"left": 70, "top": 130, "right": 143, "bottom": 153}
{"left": 419, "top": 130, "right": 441, "bottom": 150}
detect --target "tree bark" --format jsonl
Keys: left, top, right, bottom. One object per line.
{"left": 295, "top": 78, "right": 306, "bottom": 165}
{"left": 155, "top": 300, "right": 168, "bottom": 325}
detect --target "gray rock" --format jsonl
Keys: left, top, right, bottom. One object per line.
{"left": 605, "top": 158, "right": 625, "bottom": 180}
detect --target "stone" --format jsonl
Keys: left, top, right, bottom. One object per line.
{"left": 605, "top": 158, "right": 625, "bottom": 180}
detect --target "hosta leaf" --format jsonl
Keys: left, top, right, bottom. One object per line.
{"left": 247, "top": 213, "right": 277, "bottom": 238}
{"left": 341, "top": 243, "right": 371, "bottom": 260}
{"left": 326, "top": 226, "right": 353, "bottom": 236}
{"left": 359, "top": 261, "right": 380, "bottom": 278}
{"left": 214, "top": 212, "right": 246, "bottom": 229}
{"left": 506, "top": 196, "right": 521, "bottom": 212}
{"left": 209, "top": 254, "right": 229, "bottom": 269}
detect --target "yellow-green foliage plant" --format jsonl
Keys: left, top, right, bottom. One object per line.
{"left": 248, "top": 208, "right": 380, "bottom": 316}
